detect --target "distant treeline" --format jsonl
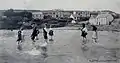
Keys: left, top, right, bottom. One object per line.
{"left": 3, "top": 9, "right": 32, "bottom": 19}
{"left": 0, "top": 9, "right": 74, "bottom": 29}
{"left": 0, "top": 9, "right": 120, "bottom": 29}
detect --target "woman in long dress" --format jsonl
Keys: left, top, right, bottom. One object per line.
{"left": 81, "top": 23, "right": 88, "bottom": 44}
{"left": 92, "top": 25, "right": 98, "bottom": 43}
{"left": 31, "top": 24, "right": 38, "bottom": 43}
{"left": 43, "top": 24, "right": 48, "bottom": 43}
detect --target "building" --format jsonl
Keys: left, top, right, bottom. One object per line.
{"left": 89, "top": 15, "right": 97, "bottom": 25}
{"left": 70, "top": 11, "right": 90, "bottom": 21}
{"left": 69, "top": 11, "right": 80, "bottom": 20}
{"left": 89, "top": 14, "right": 114, "bottom": 25}
{"left": 52, "top": 10, "right": 64, "bottom": 18}
{"left": 42, "top": 10, "right": 63, "bottom": 18}
{"left": 32, "top": 12, "right": 44, "bottom": 19}
{"left": 70, "top": 14, "right": 76, "bottom": 24}
{"left": 76, "top": 11, "right": 91, "bottom": 17}
{"left": 70, "top": 14, "right": 75, "bottom": 19}
{"left": 62, "top": 11, "right": 72, "bottom": 18}
{"left": 42, "top": 10, "right": 53, "bottom": 17}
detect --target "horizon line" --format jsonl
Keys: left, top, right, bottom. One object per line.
{"left": 0, "top": 8, "right": 114, "bottom": 11}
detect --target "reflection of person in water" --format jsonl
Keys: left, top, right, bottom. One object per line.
{"left": 41, "top": 44, "right": 48, "bottom": 58}
{"left": 41, "top": 24, "right": 48, "bottom": 58}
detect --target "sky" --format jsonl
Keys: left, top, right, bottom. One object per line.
{"left": 0, "top": 0, "right": 120, "bottom": 13}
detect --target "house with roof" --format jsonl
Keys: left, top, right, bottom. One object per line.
{"left": 69, "top": 14, "right": 77, "bottom": 24}
{"left": 89, "top": 14, "right": 114, "bottom": 25}
{"left": 69, "top": 11, "right": 81, "bottom": 20}
{"left": 32, "top": 12, "right": 44, "bottom": 19}
{"left": 89, "top": 15, "right": 97, "bottom": 25}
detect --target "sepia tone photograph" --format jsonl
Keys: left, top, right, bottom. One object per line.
{"left": 0, "top": 0, "right": 120, "bottom": 63}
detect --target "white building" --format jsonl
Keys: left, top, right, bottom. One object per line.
{"left": 32, "top": 12, "right": 44, "bottom": 19}
{"left": 89, "top": 14, "right": 114, "bottom": 25}
{"left": 89, "top": 15, "right": 97, "bottom": 25}
{"left": 70, "top": 14, "right": 75, "bottom": 19}
{"left": 70, "top": 14, "right": 76, "bottom": 24}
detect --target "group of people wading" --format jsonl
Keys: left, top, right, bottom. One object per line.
{"left": 16, "top": 22, "right": 98, "bottom": 56}
{"left": 16, "top": 23, "right": 54, "bottom": 51}
{"left": 81, "top": 23, "right": 98, "bottom": 45}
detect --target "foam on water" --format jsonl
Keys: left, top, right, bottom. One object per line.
{"left": 24, "top": 48, "right": 41, "bottom": 55}
{"left": 40, "top": 42, "right": 47, "bottom": 47}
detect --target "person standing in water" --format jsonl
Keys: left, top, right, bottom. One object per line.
{"left": 81, "top": 23, "right": 88, "bottom": 44}
{"left": 92, "top": 25, "right": 98, "bottom": 43}
{"left": 43, "top": 23, "right": 48, "bottom": 43}
{"left": 40, "top": 23, "right": 48, "bottom": 58}
{"left": 16, "top": 27, "right": 24, "bottom": 50}
{"left": 17, "top": 29, "right": 22, "bottom": 44}
{"left": 31, "top": 23, "right": 39, "bottom": 43}
{"left": 49, "top": 25, "right": 54, "bottom": 41}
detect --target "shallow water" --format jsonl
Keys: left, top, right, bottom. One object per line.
{"left": 0, "top": 30, "right": 120, "bottom": 63}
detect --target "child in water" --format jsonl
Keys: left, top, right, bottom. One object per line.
{"left": 17, "top": 27, "right": 24, "bottom": 44}
{"left": 81, "top": 23, "right": 88, "bottom": 44}
{"left": 17, "top": 28, "right": 24, "bottom": 50}
{"left": 49, "top": 25, "right": 54, "bottom": 41}
{"left": 17, "top": 30, "right": 22, "bottom": 44}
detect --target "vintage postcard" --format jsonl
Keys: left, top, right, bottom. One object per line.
{"left": 0, "top": 0, "right": 120, "bottom": 63}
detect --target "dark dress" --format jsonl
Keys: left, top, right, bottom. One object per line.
{"left": 43, "top": 28, "right": 48, "bottom": 39}
{"left": 92, "top": 26, "right": 97, "bottom": 31}
{"left": 17, "top": 31, "right": 22, "bottom": 41}
{"left": 49, "top": 30, "right": 54, "bottom": 36}
{"left": 81, "top": 28, "right": 87, "bottom": 38}
{"left": 31, "top": 27, "right": 38, "bottom": 40}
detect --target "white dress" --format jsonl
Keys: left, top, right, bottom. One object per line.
{"left": 82, "top": 27, "right": 88, "bottom": 33}
{"left": 21, "top": 30, "right": 25, "bottom": 41}
{"left": 92, "top": 31, "right": 98, "bottom": 39}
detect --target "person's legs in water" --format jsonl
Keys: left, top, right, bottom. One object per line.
{"left": 17, "top": 38, "right": 22, "bottom": 45}
{"left": 44, "top": 35, "right": 48, "bottom": 43}
{"left": 93, "top": 38, "right": 97, "bottom": 43}
{"left": 51, "top": 36, "right": 53, "bottom": 41}
{"left": 95, "top": 38, "right": 97, "bottom": 43}
{"left": 49, "top": 36, "right": 53, "bottom": 41}
{"left": 45, "top": 39, "right": 48, "bottom": 44}
{"left": 36, "top": 35, "right": 39, "bottom": 40}
{"left": 17, "top": 42, "right": 22, "bottom": 50}
{"left": 92, "top": 38, "right": 95, "bottom": 43}
{"left": 85, "top": 36, "right": 87, "bottom": 42}
{"left": 31, "top": 35, "right": 36, "bottom": 44}
{"left": 41, "top": 46, "right": 48, "bottom": 58}
{"left": 17, "top": 40, "right": 22, "bottom": 50}
{"left": 50, "top": 36, "right": 52, "bottom": 40}
{"left": 92, "top": 32, "right": 98, "bottom": 43}
{"left": 17, "top": 41, "right": 20, "bottom": 45}
{"left": 82, "top": 37, "right": 85, "bottom": 45}
{"left": 82, "top": 36, "right": 87, "bottom": 45}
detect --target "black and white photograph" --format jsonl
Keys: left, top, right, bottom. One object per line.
{"left": 0, "top": 0, "right": 120, "bottom": 63}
